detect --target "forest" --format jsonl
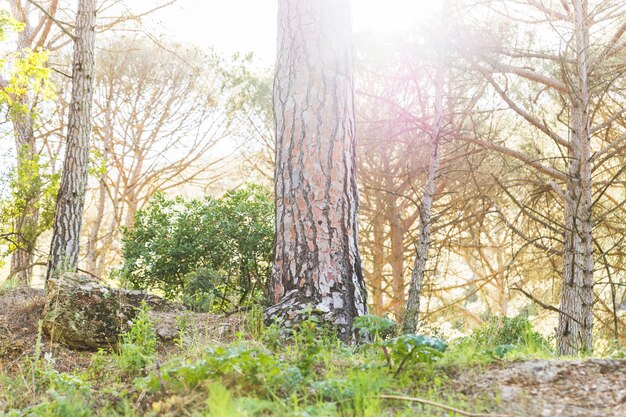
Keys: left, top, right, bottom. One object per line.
{"left": 0, "top": 0, "right": 625, "bottom": 416}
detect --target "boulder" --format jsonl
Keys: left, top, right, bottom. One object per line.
{"left": 42, "top": 272, "right": 183, "bottom": 350}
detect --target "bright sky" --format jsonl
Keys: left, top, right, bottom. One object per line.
{"left": 136, "top": 0, "right": 428, "bottom": 66}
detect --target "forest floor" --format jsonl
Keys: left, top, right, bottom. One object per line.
{"left": 1, "top": 287, "right": 625, "bottom": 416}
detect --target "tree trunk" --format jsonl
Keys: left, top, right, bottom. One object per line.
{"left": 9, "top": 118, "right": 40, "bottom": 285}
{"left": 402, "top": 35, "right": 446, "bottom": 334}
{"left": 557, "top": 0, "right": 593, "bottom": 355}
{"left": 85, "top": 175, "right": 106, "bottom": 275}
{"left": 266, "top": 0, "right": 367, "bottom": 341}
{"left": 370, "top": 213, "right": 385, "bottom": 315}
{"left": 7, "top": 16, "right": 40, "bottom": 286}
{"left": 389, "top": 209, "right": 406, "bottom": 319}
{"left": 46, "top": 0, "right": 96, "bottom": 282}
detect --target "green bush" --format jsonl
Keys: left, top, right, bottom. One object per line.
{"left": 118, "top": 184, "right": 274, "bottom": 310}
{"left": 453, "top": 315, "right": 553, "bottom": 359}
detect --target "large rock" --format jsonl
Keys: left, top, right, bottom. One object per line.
{"left": 42, "top": 273, "right": 183, "bottom": 350}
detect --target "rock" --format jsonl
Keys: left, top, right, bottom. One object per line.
{"left": 42, "top": 273, "right": 183, "bottom": 350}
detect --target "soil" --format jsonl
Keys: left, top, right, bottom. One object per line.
{"left": 455, "top": 358, "right": 626, "bottom": 416}
{"left": 2, "top": 287, "right": 625, "bottom": 416}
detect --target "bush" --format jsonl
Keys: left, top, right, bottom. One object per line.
{"left": 118, "top": 184, "right": 273, "bottom": 310}
{"left": 453, "top": 315, "right": 553, "bottom": 359}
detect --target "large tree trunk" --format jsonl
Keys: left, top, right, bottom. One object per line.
{"left": 557, "top": 0, "right": 593, "bottom": 355}
{"left": 266, "top": 0, "right": 367, "bottom": 341}
{"left": 46, "top": 0, "right": 96, "bottom": 282}
{"left": 402, "top": 35, "right": 445, "bottom": 334}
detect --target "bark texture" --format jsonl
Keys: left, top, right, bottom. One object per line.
{"left": 557, "top": 0, "right": 594, "bottom": 355}
{"left": 267, "top": 0, "right": 367, "bottom": 340}
{"left": 46, "top": 0, "right": 96, "bottom": 282}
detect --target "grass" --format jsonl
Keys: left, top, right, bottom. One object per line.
{"left": 0, "top": 311, "right": 560, "bottom": 416}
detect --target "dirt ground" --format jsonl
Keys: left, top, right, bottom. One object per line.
{"left": 455, "top": 358, "right": 626, "bottom": 416}
{"left": 2, "top": 287, "right": 625, "bottom": 416}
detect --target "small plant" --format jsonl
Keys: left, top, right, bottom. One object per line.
{"left": 382, "top": 334, "right": 448, "bottom": 375}
{"left": 244, "top": 304, "right": 265, "bottom": 340}
{"left": 115, "top": 302, "right": 157, "bottom": 376}
{"left": 352, "top": 314, "right": 396, "bottom": 342}
{"left": 353, "top": 315, "right": 446, "bottom": 375}
{"left": 0, "top": 278, "right": 19, "bottom": 295}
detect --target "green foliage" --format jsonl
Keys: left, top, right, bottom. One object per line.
{"left": 181, "top": 267, "right": 226, "bottom": 312}
{"left": 119, "top": 184, "right": 274, "bottom": 309}
{"left": 141, "top": 343, "right": 303, "bottom": 398}
{"left": 354, "top": 315, "right": 447, "bottom": 375}
{"left": 446, "top": 316, "right": 553, "bottom": 363}
{"left": 0, "top": 147, "right": 59, "bottom": 260}
{"left": 115, "top": 302, "right": 157, "bottom": 375}
{"left": 381, "top": 334, "right": 448, "bottom": 374}
{"left": 0, "top": 7, "right": 55, "bottom": 113}
{"left": 0, "top": 9, "right": 24, "bottom": 41}
{"left": 467, "top": 316, "right": 551, "bottom": 355}
{"left": 352, "top": 314, "right": 397, "bottom": 342}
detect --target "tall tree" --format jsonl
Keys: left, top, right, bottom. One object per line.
{"left": 4, "top": 0, "right": 59, "bottom": 284}
{"left": 45, "top": 0, "right": 96, "bottom": 281}
{"left": 461, "top": 0, "right": 626, "bottom": 354}
{"left": 82, "top": 37, "right": 231, "bottom": 277}
{"left": 266, "top": 0, "right": 367, "bottom": 340}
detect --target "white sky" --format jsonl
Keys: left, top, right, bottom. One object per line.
{"left": 135, "top": 0, "right": 428, "bottom": 66}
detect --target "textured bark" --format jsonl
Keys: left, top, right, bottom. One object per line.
{"left": 557, "top": 0, "right": 594, "bottom": 355}
{"left": 402, "top": 33, "right": 446, "bottom": 334}
{"left": 267, "top": 0, "right": 367, "bottom": 340}
{"left": 46, "top": 0, "right": 96, "bottom": 282}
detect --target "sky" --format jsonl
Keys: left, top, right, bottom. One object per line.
{"left": 134, "top": 0, "right": 427, "bottom": 66}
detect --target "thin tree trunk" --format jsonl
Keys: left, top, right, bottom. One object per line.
{"left": 7, "top": 17, "right": 40, "bottom": 286}
{"left": 85, "top": 176, "right": 106, "bottom": 275}
{"left": 390, "top": 210, "right": 406, "bottom": 319}
{"left": 46, "top": 0, "right": 96, "bottom": 282}
{"left": 9, "top": 119, "right": 39, "bottom": 285}
{"left": 370, "top": 214, "right": 385, "bottom": 315}
{"left": 557, "top": 0, "right": 594, "bottom": 355}
{"left": 402, "top": 35, "right": 446, "bottom": 334}
{"left": 266, "top": 0, "right": 367, "bottom": 341}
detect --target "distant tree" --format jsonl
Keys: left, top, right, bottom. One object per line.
{"left": 462, "top": 0, "right": 626, "bottom": 354}
{"left": 1, "top": 2, "right": 58, "bottom": 284}
{"left": 46, "top": 0, "right": 96, "bottom": 281}
{"left": 80, "top": 36, "right": 232, "bottom": 277}
{"left": 266, "top": 0, "right": 368, "bottom": 340}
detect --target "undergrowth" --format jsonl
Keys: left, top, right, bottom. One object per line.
{"left": 0, "top": 310, "right": 556, "bottom": 416}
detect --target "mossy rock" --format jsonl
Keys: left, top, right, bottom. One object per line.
{"left": 42, "top": 273, "right": 182, "bottom": 350}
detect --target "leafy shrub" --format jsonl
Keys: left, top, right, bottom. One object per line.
{"left": 453, "top": 315, "right": 553, "bottom": 359}
{"left": 352, "top": 314, "right": 397, "bottom": 342}
{"left": 181, "top": 267, "right": 226, "bottom": 312}
{"left": 353, "top": 316, "right": 447, "bottom": 375}
{"left": 141, "top": 344, "right": 303, "bottom": 397}
{"left": 460, "top": 316, "right": 551, "bottom": 356}
{"left": 118, "top": 184, "right": 273, "bottom": 310}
